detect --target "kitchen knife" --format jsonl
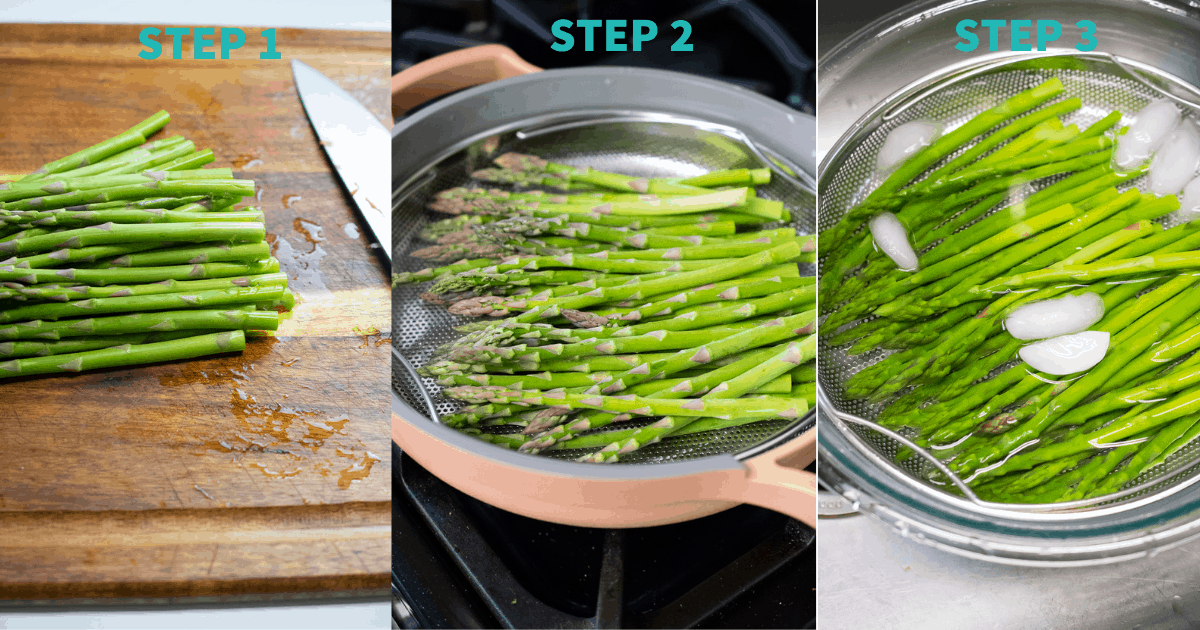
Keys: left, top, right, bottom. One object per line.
{"left": 291, "top": 59, "right": 391, "bottom": 263}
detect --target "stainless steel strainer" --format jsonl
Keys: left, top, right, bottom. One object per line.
{"left": 818, "top": 50, "right": 1200, "bottom": 563}
{"left": 391, "top": 64, "right": 817, "bottom": 528}
{"left": 394, "top": 115, "right": 814, "bottom": 464}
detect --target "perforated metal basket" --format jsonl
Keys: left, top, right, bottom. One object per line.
{"left": 817, "top": 45, "right": 1200, "bottom": 563}
{"left": 394, "top": 110, "right": 815, "bottom": 465}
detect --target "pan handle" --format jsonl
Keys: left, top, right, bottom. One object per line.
{"left": 391, "top": 44, "right": 542, "bottom": 118}
{"left": 721, "top": 429, "right": 818, "bottom": 527}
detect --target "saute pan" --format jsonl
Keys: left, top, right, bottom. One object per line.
{"left": 391, "top": 46, "right": 818, "bottom": 527}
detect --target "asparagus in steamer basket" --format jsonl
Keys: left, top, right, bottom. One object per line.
{"left": 0, "top": 110, "right": 295, "bottom": 378}
{"left": 394, "top": 150, "right": 816, "bottom": 463}
{"left": 822, "top": 76, "right": 1200, "bottom": 503}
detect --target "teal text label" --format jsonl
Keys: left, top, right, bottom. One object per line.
{"left": 551, "top": 20, "right": 689, "bottom": 52}
{"left": 138, "top": 27, "right": 281, "bottom": 60}
{"left": 955, "top": 19, "right": 1098, "bottom": 52}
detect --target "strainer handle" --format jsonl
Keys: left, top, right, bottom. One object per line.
{"left": 392, "top": 44, "right": 542, "bottom": 119}
{"left": 1106, "top": 54, "right": 1200, "bottom": 112}
{"left": 824, "top": 405, "right": 984, "bottom": 504}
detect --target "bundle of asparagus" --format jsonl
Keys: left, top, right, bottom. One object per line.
{"left": 394, "top": 153, "right": 815, "bottom": 462}
{"left": 823, "top": 77, "right": 1200, "bottom": 503}
{"left": 0, "top": 111, "right": 293, "bottom": 379}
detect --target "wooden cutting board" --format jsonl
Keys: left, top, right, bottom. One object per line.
{"left": 0, "top": 24, "right": 390, "bottom": 600}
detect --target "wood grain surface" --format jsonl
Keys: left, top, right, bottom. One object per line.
{"left": 0, "top": 24, "right": 391, "bottom": 599}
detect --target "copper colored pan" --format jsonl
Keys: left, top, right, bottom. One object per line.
{"left": 391, "top": 46, "right": 817, "bottom": 528}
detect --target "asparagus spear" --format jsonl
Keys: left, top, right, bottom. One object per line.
{"left": 606, "top": 275, "right": 810, "bottom": 322}
{"left": 823, "top": 158, "right": 1127, "bottom": 328}
{"left": 159, "top": 150, "right": 218, "bottom": 171}
{"left": 0, "top": 108, "right": 295, "bottom": 384}
{"left": 480, "top": 153, "right": 765, "bottom": 193}
{"left": 952, "top": 282, "right": 1200, "bottom": 479}
{"left": 0, "top": 305, "right": 278, "bottom": 341}
{"left": 21, "top": 111, "right": 170, "bottom": 181}
{"left": 976, "top": 249, "right": 1200, "bottom": 293}
{"left": 1, "top": 180, "right": 255, "bottom": 212}
{"left": 475, "top": 414, "right": 778, "bottom": 451}
{"left": 519, "top": 313, "right": 815, "bottom": 450}
{"left": 582, "top": 338, "right": 813, "bottom": 462}
{"left": 0, "top": 260, "right": 279, "bottom": 287}
{"left": 0, "top": 222, "right": 264, "bottom": 256}
{"left": 0, "top": 329, "right": 208, "bottom": 359}
{"left": 0, "top": 272, "right": 287, "bottom": 302}
{"left": 510, "top": 241, "right": 805, "bottom": 323}
{"left": 4, "top": 208, "right": 263, "bottom": 229}
{"left": 89, "top": 242, "right": 271, "bottom": 268}
{"left": 3, "top": 242, "right": 166, "bottom": 270}
{"left": 447, "top": 386, "right": 805, "bottom": 419}
{"left": 437, "top": 371, "right": 791, "bottom": 394}
{"left": 0, "top": 330, "right": 244, "bottom": 378}
{"left": 49, "top": 136, "right": 187, "bottom": 179}
{"left": 55, "top": 196, "right": 212, "bottom": 213}
{"left": 822, "top": 78, "right": 1066, "bottom": 252}
{"left": 920, "top": 100, "right": 1080, "bottom": 183}
{"left": 0, "top": 284, "right": 286, "bottom": 323}
{"left": 605, "top": 285, "right": 815, "bottom": 337}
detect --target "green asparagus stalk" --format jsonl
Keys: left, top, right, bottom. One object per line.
{"left": 582, "top": 338, "right": 813, "bottom": 462}
{"left": 482, "top": 153, "right": 752, "bottom": 193}
{"left": 520, "top": 314, "right": 814, "bottom": 449}
{"left": 511, "top": 241, "right": 804, "bottom": 323}
{"left": 822, "top": 78, "right": 1066, "bottom": 252}
{"left": 446, "top": 386, "right": 805, "bottom": 419}
{"left": 4, "top": 209, "right": 263, "bottom": 230}
{"left": 977, "top": 249, "right": 1200, "bottom": 293}
{"left": 954, "top": 282, "right": 1200, "bottom": 479}
{"left": 0, "top": 306, "right": 277, "bottom": 341}
{"left": 1, "top": 179, "right": 255, "bottom": 212}
{"left": 159, "top": 150, "right": 217, "bottom": 172}
{"left": 21, "top": 111, "right": 170, "bottom": 182}
{"left": 59, "top": 196, "right": 213, "bottom": 213}
{"left": 605, "top": 275, "right": 810, "bottom": 322}
{"left": 0, "top": 222, "right": 264, "bottom": 256}
{"left": 0, "top": 284, "right": 286, "bottom": 323}
{"left": 0, "top": 330, "right": 243, "bottom": 378}
{"left": 0, "top": 169, "right": 233, "bottom": 202}
{"left": 49, "top": 136, "right": 187, "bottom": 179}
{"left": 437, "top": 371, "right": 791, "bottom": 394}
{"left": 0, "top": 260, "right": 279, "bottom": 287}
{"left": 605, "top": 285, "right": 815, "bottom": 337}
{"left": 0, "top": 272, "right": 287, "bottom": 302}
{"left": 0, "top": 329, "right": 209, "bottom": 359}
{"left": 88, "top": 242, "right": 271, "bottom": 268}
{"left": 3, "top": 242, "right": 166, "bottom": 270}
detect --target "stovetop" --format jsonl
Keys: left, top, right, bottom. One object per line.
{"left": 392, "top": 445, "right": 816, "bottom": 628}
{"left": 393, "top": 0, "right": 816, "bottom": 114}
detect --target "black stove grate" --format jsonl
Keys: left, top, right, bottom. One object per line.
{"left": 392, "top": 444, "right": 816, "bottom": 629}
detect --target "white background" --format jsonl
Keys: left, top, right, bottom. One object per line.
{"left": 0, "top": 0, "right": 389, "bottom": 31}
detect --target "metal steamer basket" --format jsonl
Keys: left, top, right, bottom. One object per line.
{"left": 818, "top": 0, "right": 1200, "bottom": 565}
{"left": 392, "top": 65, "right": 818, "bottom": 527}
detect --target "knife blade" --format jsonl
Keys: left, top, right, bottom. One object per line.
{"left": 291, "top": 59, "right": 391, "bottom": 263}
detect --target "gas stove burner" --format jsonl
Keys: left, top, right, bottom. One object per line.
{"left": 394, "top": 0, "right": 815, "bottom": 114}
{"left": 392, "top": 445, "right": 815, "bottom": 628}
